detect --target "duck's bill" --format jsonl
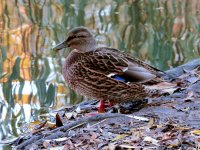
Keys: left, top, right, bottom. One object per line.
{"left": 53, "top": 41, "right": 67, "bottom": 51}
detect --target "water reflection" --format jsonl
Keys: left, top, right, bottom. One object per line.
{"left": 0, "top": 0, "right": 199, "bottom": 147}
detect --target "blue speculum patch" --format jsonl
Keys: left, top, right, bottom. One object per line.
{"left": 112, "top": 75, "right": 127, "bottom": 82}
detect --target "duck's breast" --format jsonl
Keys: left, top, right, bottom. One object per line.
{"left": 62, "top": 50, "right": 82, "bottom": 89}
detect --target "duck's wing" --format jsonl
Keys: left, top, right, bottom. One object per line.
{"left": 81, "top": 49, "right": 129, "bottom": 78}
{"left": 99, "top": 48, "right": 164, "bottom": 73}
{"left": 80, "top": 47, "right": 161, "bottom": 83}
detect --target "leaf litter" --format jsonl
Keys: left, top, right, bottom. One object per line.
{"left": 8, "top": 61, "right": 200, "bottom": 149}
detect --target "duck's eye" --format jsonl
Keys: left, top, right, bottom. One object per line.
{"left": 67, "top": 36, "right": 76, "bottom": 42}
{"left": 67, "top": 35, "right": 86, "bottom": 42}
{"left": 76, "top": 35, "right": 86, "bottom": 38}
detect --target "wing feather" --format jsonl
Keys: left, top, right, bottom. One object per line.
{"left": 79, "top": 47, "right": 161, "bottom": 83}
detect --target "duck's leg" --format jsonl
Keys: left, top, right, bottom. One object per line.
{"left": 98, "top": 100, "right": 115, "bottom": 112}
{"left": 108, "top": 100, "right": 114, "bottom": 107}
{"left": 98, "top": 99, "right": 105, "bottom": 113}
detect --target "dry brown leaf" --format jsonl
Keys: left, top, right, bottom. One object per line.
{"left": 191, "top": 130, "right": 200, "bottom": 135}
{"left": 56, "top": 113, "right": 63, "bottom": 127}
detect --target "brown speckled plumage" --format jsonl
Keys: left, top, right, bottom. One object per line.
{"left": 53, "top": 27, "right": 164, "bottom": 103}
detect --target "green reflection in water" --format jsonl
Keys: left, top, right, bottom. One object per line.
{"left": 0, "top": 0, "right": 199, "bottom": 148}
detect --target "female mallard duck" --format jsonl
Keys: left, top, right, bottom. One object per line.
{"left": 54, "top": 27, "right": 164, "bottom": 112}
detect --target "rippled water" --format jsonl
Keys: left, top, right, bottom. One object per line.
{"left": 0, "top": 0, "right": 199, "bottom": 148}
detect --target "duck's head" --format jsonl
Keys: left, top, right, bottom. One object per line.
{"left": 53, "top": 27, "right": 96, "bottom": 52}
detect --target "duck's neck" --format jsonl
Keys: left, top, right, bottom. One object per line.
{"left": 64, "top": 50, "right": 80, "bottom": 69}
{"left": 79, "top": 37, "right": 97, "bottom": 52}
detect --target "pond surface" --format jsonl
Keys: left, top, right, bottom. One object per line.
{"left": 0, "top": 0, "right": 199, "bottom": 148}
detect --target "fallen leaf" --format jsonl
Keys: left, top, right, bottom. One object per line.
{"left": 161, "top": 132, "right": 173, "bottom": 141}
{"left": 63, "top": 140, "right": 75, "bottom": 149}
{"left": 76, "top": 106, "right": 82, "bottom": 113}
{"left": 143, "top": 136, "right": 160, "bottom": 146}
{"left": 65, "top": 112, "right": 73, "bottom": 119}
{"left": 191, "top": 130, "right": 200, "bottom": 135}
{"left": 108, "top": 143, "right": 116, "bottom": 150}
{"left": 119, "top": 144, "right": 140, "bottom": 149}
{"left": 197, "top": 138, "right": 200, "bottom": 142}
{"left": 56, "top": 113, "right": 63, "bottom": 127}
{"left": 45, "top": 137, "right": 68, "bottom": 142}
{"left": 43, "top": 141, "right": 50, "bottom": 149}
{"left": 186, "top": 76, "right": 199, "bottom": 84}
{"left": 74, "top": 140, "right": 84, "bottom": 147}
{"left": 90, "top": 132, "right": 98, "bottom": 140}
{"left": 129, "top": 115, "right": 149, "bottom": 121}
{"left": 49, "top": 146, "right": 65, "bottom": 150}
{"left": 182, "top": 91, "right": 194, "bottom": 102}
{"left": 26, "top": 120, "right": 44, "bottom": 130}
{"left": 112, "top": 134, "right": 127, "bottom": 142}
{"left": 148, "top": 118, "right": 154, "bottom": 128}
{"left": 167, "top": 141, "right": 180, "bottom": 148}
{"left": 0, "top": 137, "right": 19, "bottom": 144}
